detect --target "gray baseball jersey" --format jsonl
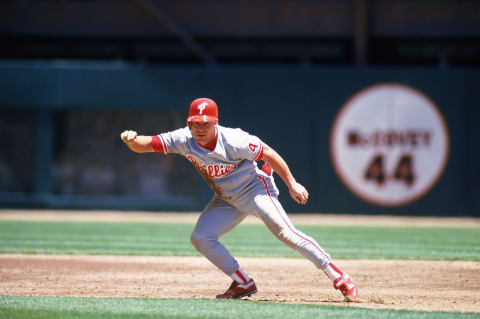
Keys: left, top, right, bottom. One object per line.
{"left": 155, "top": 125, "right": 279, "bottom": 199}
{"left": 152, "top": 125, "right": 333, "bottom": 275}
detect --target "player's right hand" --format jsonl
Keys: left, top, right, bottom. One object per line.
{"left": 121, "top": 130, "right": 138, "bottom": 144}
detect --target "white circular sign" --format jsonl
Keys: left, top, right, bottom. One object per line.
{"left": 330, "top": 83, "right": 450, "bottom": 207}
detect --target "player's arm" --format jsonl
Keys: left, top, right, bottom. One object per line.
{"left": 261, "top": 143, "right": 309, "bottom": 205}
{"left": 120, "top": 130, "right": 154, "bottom": 153}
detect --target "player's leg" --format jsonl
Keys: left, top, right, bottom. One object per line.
{"left": 250, "top": 193, "right": 333, "bottom": 268}
{"left": 190, "top": 196, "right": 257, "bottom": 298}
{"left": 244, "top": 177, "right": 358, "bottom": 301}
{"left": 253, "top": 194, "right": 358, "bottom": 301}
{"left": 190, "top": 196, "right": 245, "bottom": 275}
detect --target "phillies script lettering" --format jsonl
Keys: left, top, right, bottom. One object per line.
{"left": 186, "top": 155, "right": 237, "bottom": 179}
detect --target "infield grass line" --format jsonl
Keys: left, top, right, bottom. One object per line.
{"left": 0, "top": 296, "right": 479, "bottom": 319}
{"left": 0, "top": 220, "right": 479, "bottom": 260}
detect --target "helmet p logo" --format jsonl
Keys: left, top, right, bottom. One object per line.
{"left": 198, "top": 102, "right": 207, "bottom": 115}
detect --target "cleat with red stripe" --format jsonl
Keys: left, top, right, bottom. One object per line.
{"left": 334, "top": 274, "right": 359, "bottom": 302}
{"left": 216, "top": 279, "right": 257, "bottom": 299}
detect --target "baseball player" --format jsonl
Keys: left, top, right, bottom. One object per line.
{"left": 120, "top": 98, "right": 358, "bottom": 301}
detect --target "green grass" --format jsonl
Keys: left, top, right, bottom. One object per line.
{"left": 0, "top": 220, "right": 479, "bottom": 260}
{"left": 0, "top": 296, "right": 478, "bottom": 319}
{"left": 1, "top": 220, "right": 479, "bottom": 318}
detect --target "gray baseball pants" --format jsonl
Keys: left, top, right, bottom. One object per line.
{"left": 190, "top": 175, "right": 333, "bottom": 276}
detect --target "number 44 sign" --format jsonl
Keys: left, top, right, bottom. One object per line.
{"left": 330, "top": 83, "right": 450, "bottom": 207}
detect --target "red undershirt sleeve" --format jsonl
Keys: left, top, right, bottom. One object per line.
{"left": 151, "top": 135, "right": 167, "bottom": 153}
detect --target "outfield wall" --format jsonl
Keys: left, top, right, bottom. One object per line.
{"left": 0, "top": 60, "right": 478, "bottom": 216}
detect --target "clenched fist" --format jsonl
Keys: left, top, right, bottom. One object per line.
{"left": 121, "top": 130, "right": 138, "bottom": 144}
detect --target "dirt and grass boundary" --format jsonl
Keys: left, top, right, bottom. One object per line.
{"left": 1, "top": 210, "right": 479, "bottom": 313}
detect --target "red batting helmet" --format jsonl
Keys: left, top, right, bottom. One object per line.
{"left": 187, "top": 98, "right": 218, "bottom": 123}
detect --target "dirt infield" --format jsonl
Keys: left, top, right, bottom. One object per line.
{"left": 1, "top": 210, "right": 480, "bottom": 313}
{"left": 1, "top": 255, "right": 479, "bottom": 313}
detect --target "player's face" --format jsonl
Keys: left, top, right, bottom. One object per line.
{"left": 190, "top": 121, "right": 217, "bottom": 144}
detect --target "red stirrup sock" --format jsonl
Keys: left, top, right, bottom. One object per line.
{"left": 230, "top": 268, "right": 251, "bottom": 284}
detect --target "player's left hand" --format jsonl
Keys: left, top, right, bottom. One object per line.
{"left": 289, "top": 182, "right": 309, "bottom": 205}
